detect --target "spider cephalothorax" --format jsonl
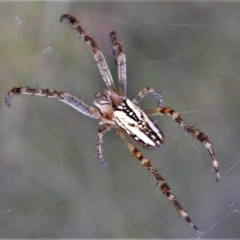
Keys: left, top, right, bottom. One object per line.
{"left": 5, "top": 14, "right": 220, "bottom": 231}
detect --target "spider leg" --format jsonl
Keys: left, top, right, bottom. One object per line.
{"left": 60, "top": 14, "right": 116, "bottom": 92}
{"left": 5, "top": 87, "right": 99, "bottom": 119}
{"left": 97, "top": 124, "right": 114, "bottom": 167}
{"left": 145, "top": 107, "right": 220, "bottom": 182}
{"left": 110, "top": 31, "right": 126, "bottom": 96}
{"left": 132, "top": 87, "right": 163, "bottom": 107}
{"left": 117, "top": 129, "right": 198, "bottom": 230}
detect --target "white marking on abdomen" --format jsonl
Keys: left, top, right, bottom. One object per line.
{"left": 113, "top": 99, "right": 163, "bottom": 148}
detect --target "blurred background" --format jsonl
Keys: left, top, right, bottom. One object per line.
{"left": 0, "top": 2, "right": 240, "bottom": 238}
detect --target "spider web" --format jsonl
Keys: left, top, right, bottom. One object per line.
{"left": 0, "top": 2, "right": 240, "bottom": 238}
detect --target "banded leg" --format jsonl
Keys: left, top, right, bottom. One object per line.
{"left": 60, "top": 14, "right": 116, "bottom": 92}
{"left": 118, "top": 129, "right": 198, "bottom": 230}
{"left": 145, "top": 107, "right": 220, "bottom": 182}
{"left": 132, "top": 87, "right": 163, "bottom": 107}
{"left": 5, "top": 87, "right": 99, "bottom": 119}
{"left": 110, "top": 31, "right": 126, "bottom": 96}
{"left": 97, "top": 124, "right": 114, "bottom": 167}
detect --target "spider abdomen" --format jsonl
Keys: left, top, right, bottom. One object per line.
{"left": 114, "top": 99, "right": 163, "bottom": 148}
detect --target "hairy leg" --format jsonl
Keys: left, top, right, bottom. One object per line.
{"left": 60, "top": 14, "right": 116, "bottom": 92}
{"left": 110, "top": 31, "right": 126, "bottom": 96}
{"left": 97, "top": 124, "right": 114, "bottom": 167}
{"left": 132, "top": 87, "right": 163, "bottom": 107}
{"left": 5, "top": 86, "right": 99, "bottom": 119}
{"left": 118, "top": 129, "right": 198, "bottom": 230}
{"left": 145, "top": 107, "right": 220, "bottom": 182}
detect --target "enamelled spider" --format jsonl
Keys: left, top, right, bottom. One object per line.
{"left": 5, "top": 14, "right": 220, "bottom": 231}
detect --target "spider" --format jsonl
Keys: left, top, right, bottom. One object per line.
{"left": 5, "top": 14, "right": 220, "bottom": 231}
